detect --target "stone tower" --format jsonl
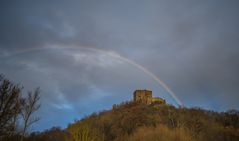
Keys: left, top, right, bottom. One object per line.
{"left": 133, "top": 90, "right": 152, "bottom": 104}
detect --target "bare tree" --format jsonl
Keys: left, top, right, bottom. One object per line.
{"left": 0, "top": 74, "right": 22, "bottom": 137}
{"left": 20, "top": 88, "right": 41, "bottom": 140}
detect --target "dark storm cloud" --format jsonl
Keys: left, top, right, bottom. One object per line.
{"left": 0, "top": 47, "right": 159, "bottom": 130}
{"left": 1, "top": 0, "right": 239, "bottom": 130}
{"left": 0, "top": 1, "right": 107, "bottom": 53}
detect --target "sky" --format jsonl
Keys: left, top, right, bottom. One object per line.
{"left": 1, "top": 0, "right": 239, "bottom": 131}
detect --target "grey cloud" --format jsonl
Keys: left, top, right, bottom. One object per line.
{"left": 1, "top": 0, "right": 239, "bottom": 130}
{"left": 0, "top": 47, "right": 163, "bottom": 129}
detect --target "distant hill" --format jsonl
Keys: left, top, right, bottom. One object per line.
{"left": 20, "top": 101, "right": 239, "bottom": 141}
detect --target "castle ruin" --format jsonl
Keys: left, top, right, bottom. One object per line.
{"left": 133, "top": 89, "right": 166, "bottom": 105}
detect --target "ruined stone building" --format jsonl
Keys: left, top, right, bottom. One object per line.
{"left": 133, "top": 89, "right": 166, "bottom": 105}
{"left": 133, "top": 90, "right": 152, "bottom": 104}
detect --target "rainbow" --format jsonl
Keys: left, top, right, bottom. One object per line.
{"left": 1, "top": 45, "right": 183, "bottom": 106}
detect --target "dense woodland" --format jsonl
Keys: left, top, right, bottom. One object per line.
{"left": 1, "top": 75, "right": 239, "bottom": 141}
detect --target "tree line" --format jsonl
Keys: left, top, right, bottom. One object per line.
{"left": 25, "top": 101, "right": 239, "bottom": 141}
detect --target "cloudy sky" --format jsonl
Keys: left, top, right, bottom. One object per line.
{"left": 1, "top": 0, "right": 239, "bottom": 131}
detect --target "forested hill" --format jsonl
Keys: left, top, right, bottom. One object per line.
{"left": 13, "top": 102, "right": 239, "bottom": 141}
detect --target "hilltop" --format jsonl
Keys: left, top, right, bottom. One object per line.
{"left": 21, "top": 101, "right": 239, "bottom": 141}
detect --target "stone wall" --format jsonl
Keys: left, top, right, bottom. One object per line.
{"left": 152, "top": 97, "right": 166, "bottom": 104}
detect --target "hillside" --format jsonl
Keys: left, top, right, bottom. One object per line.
{"left": 19, "top": 101, "right": 239, "bottom": 141}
